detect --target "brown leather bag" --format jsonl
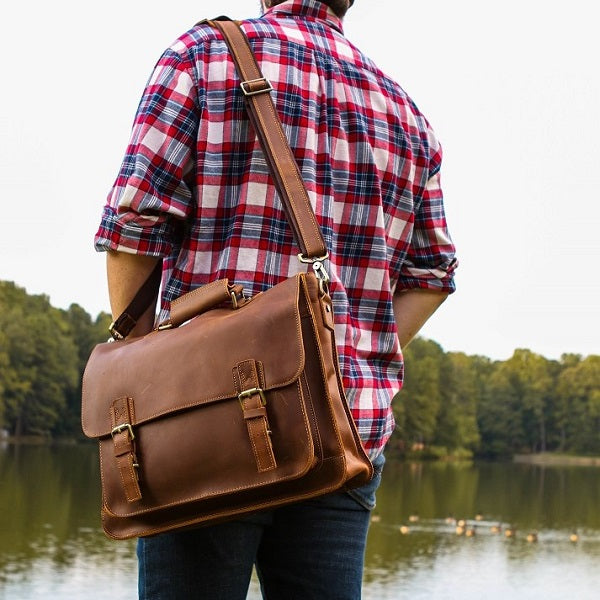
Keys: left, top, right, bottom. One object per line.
{"left": 81, "top": 19, "right": 373, "bottom": 540}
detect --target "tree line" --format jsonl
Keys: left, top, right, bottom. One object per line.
{"left": 1, "top": 280, "right": 598, "bottom": 458}
{"left": 0, "top": 281, "right": 111, "bottom": 439}
{"left": 393, "top": 338, "right": 600, "bottom": 458}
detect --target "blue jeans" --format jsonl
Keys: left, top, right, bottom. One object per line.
{"left": 137, "top": 454, "right": 384, "bottom": 599}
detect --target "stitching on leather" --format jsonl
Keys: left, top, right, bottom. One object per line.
{"left": 89, "top": 276, "right": 307, "bottom": 438}
{"left": 111, "top": 397, "right": 140, "bottom": 502}
{"left": 171, "top": 279, "right": 226, "bottom": 308}
{"left": 102, "top": 457, "right": 347, "bottom": 539}
{"left": 300, "top": 276, "right": 345, "bottom": 454}
{"left": 240, "top": 361, "right": 276, "bottom": 472}
{"left": 104, "top": 376, "right": 317, "bottom": 519}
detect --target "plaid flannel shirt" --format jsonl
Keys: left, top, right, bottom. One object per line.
{"left": 95, "top": 0, "right": 457, "bottom": 456}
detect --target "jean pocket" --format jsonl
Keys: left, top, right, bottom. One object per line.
{"left": 346, "top": 452, "right": 386, "bottom": 511}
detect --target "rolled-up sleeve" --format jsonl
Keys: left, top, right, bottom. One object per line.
{"left": 94, "top": 49, "right": 199, "bottom": 257}
{"left": 396, "top": 148, "right": 458, "bottom": 293}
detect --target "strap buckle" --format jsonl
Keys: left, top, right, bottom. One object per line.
{"left": 111, "top": 422, "right": 135, "bottom": 441}
{"left": 108, "top": 321, "right": 125, "bottom": 341}
{"left": 230, "top": 288, "right": 247, "bottom": 310}
{"left": 240, "top": 77, "right": 273, "bottom": 96}
{"left": 238, "top": 387, "right": 267, "bottom": 408}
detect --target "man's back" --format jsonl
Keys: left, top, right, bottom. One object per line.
{"left": 96, "top": 0, "right": 456, "bottom": 456}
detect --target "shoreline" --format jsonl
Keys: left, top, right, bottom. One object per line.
{"left": 514, "top": 453, "right": 600, "bottom": 467}
{"left": 0, "top": 434, "right": 81, "bottom": 446}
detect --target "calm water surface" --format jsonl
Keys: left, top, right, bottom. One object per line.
{"left": 1, "top": 444, "right": 600, "bottom": 599}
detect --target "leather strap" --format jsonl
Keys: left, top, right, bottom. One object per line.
{"left": 110, "top": 397, "right": 142, "bottom": 502}
{"left": 234, "top": 360, "right": 277, "bottom": 473}
{"left": 210, "top": 18, "right": 328, "bottom": 261}
{"left": 109, "top": 261, "right": 162, "bottom": 340}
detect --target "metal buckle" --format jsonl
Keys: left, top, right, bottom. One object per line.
{"left": 297, "top": 253, "right": 329, "bottom": 265}
{"left": 238, "top": 388, "right": 267, "bottom": 408}
{"left": 108, "top": 322, "right": 124, "bottom": 341}
{"left": 297, "top": 253, "right": 330, "bottom": 294}
{"left": 240, "top": 77, "right": 273, "bottom": 96}
{"left": 311, "top": 261, "right": 330, "bottom": 284}
{"left": 231, "top": 290, "right": 247, "bottom": 310}
{"left": 111, "top": 423, "right": 135, "bottom": 441}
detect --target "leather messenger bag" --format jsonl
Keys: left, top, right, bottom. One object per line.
{"left": 81, "top": 19, "right": 373, "bottom": 540}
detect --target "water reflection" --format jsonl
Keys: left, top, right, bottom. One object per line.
{"left": 364, "top": 460, "right": 600, "bottom": 599}
{"left": 0, "top": 444, "right": 137, "bottom": 599}
{"left": 2, "top": 446, "right": 600, "bottom": 599}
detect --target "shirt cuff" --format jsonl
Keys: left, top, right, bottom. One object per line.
{"left": 396, "top": 258, "right": 458, "bottom": 294}
{"left": 94, "top": 205, "right": 174, "bottom": 257}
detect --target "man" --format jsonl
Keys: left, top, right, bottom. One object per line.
{"left": 95, "top": 0, "right": 457, "bottom": 597}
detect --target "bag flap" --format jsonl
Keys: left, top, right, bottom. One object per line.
{"left": 82, "top": 274, "right": 311, "bottom": 438}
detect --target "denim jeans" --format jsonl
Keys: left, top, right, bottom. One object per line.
{"left": 137, "top": 453, "right": 384, "bottom": 600}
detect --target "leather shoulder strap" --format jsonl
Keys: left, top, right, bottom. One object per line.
{"left": 109, "top": 261, "right": 162, "bottom": 340}
{"left": 209, "top": 18, "right": 328, "bottom": 261}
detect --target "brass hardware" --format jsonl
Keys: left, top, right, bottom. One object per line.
{"left": 157, "top": 322, "right": 174, "bottom": 331}
{"left": 111, "top": 423, "right": 135, "bottom": 441}
{"left": 311, "top": 261, "right": 330, "bottom": 283}
{"left": 297, "top": 252, "right": 329, "bottom": 264}
{"left": 230, "top": 287, "right": 248, "bottom": 310}
{"left": 240, "top": 77, "right": 273, "bottom": 96}
{"left": 238, "top": 387, "right": 267, "bottom": 408}
{"left": 297, "top": 254, "right": 330, "bottom": 294}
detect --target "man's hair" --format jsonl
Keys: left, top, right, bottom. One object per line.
{"left": 266, "top": 0, "right": 353, "bottom": 19}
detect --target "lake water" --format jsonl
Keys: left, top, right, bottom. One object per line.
{"left": 2, "top": 443, "right": 600, "bottom": 599}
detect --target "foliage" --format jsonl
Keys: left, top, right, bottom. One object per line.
{"left": 395, "top": 339, "right": 600, "bottom": 459}
{"left": 1, "top": 280, "right": 599, "bottom": 457}
{"left": 0, "top": 281, "right": 110, "bottom": 438}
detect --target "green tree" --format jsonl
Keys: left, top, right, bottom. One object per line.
{"left": 0, "top": 329, "right": 11, "bottom": 429}
{"left": 556, "top": 355, "right": 600, "bottom": 454}
{"left": 0, "top": 282, "right": 79, "bottom": 436}
{"left": 433, "top": 352, "right": 483, "bottom": 454}
{"left": 396, "top": 338, "right": 445, "bottom": 447}
{"left": 56, "top": 304, "right": 112, "bottom": 437}
{"left": 505, "top": 349, "right": 555, "bottom": 453}
{"left": 477, "top": 350, "right": 555, "bottom": 456}
{"left": 477, "top": 362, "right": 522, "bottom": 457}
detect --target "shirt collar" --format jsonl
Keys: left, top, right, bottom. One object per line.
{"left": 264, "top": 0, "right": 345, "bottom": 34}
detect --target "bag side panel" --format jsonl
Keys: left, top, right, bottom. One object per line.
{"left": 299, "top": 276, "right": 374, "bottom": 487}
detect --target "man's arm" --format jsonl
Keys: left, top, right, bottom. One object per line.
{"left": 106, "top": 250, "right": 161, "bottom": 337}
{"left": 392, "top": 288, "right": 449, "bottom": 349}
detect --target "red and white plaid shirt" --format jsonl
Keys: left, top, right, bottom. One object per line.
{"left": 95, "top": 0, "right": 457, "bottom": 456}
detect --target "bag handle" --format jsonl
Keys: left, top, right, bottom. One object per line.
{"left": 110, "top": 17, "right": 329, "bottom": 340}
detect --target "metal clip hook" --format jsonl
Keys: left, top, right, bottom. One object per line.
{"left": 297, "top": 253, "right": 330, "bottom": 295}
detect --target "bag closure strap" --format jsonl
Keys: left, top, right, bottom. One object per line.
{"left": 110, "top": 396, "right": 142, "bottom": 503}
{"left": 233, "top": 359, "right": 277, "bottom": 473}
